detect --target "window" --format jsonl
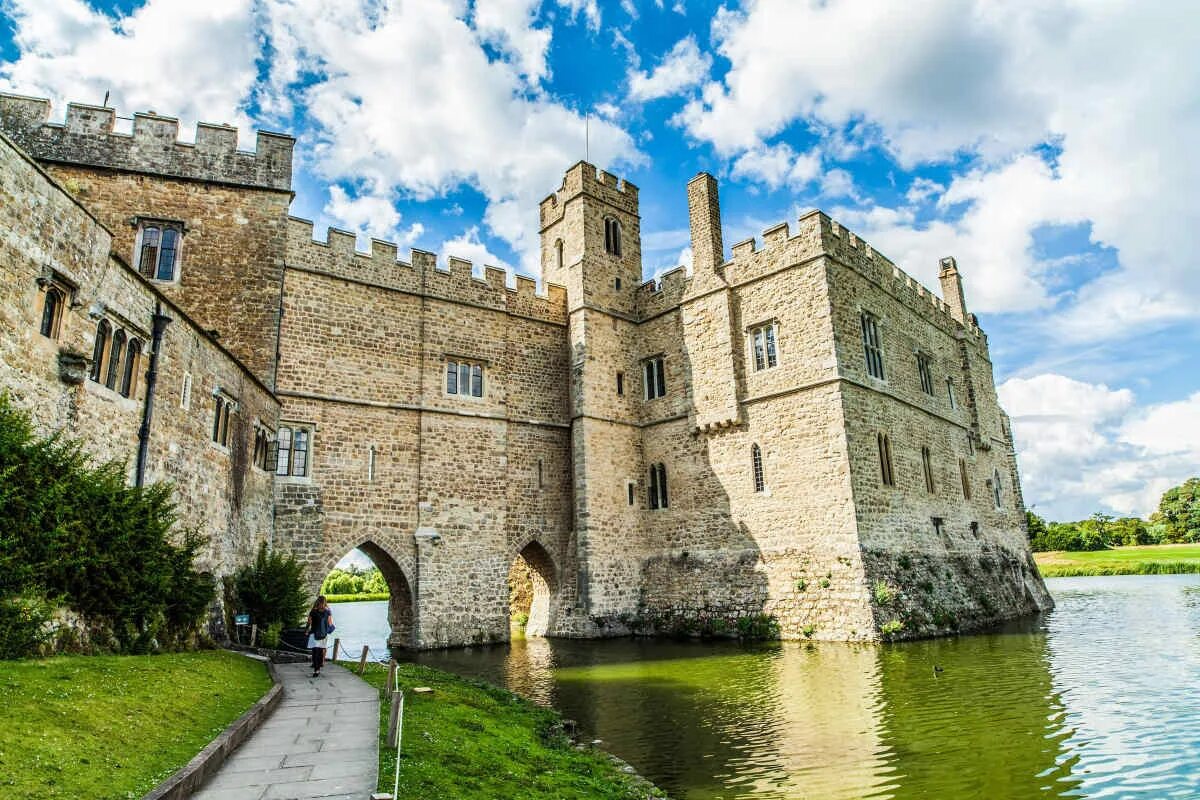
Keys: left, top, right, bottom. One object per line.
{"left": 967, "top": 433, "right": 975, "bottom": 456}
{"left": 211, "top": 393, "right": 235, "bottom": 448}
{"left": 446, "top": 360, "right": 484, "bottom": 398}
{"left": 135, "top": 221, "right": 183, "bottom": 281}
{"left": 90, "top": 320, "right": 111, "bottom": 382}
{"left": 39, "top": 286, "right": 65, "bottom": 339}
{"left": 105, "top": 328, "right": 126, "bottom": 391}
{"left": 555, "top": 239, "right": 564, "bottom": 271}
{"left": 946, "top": 378, "right": 958, "bottom": 409}
{"left": 921, "top": 446, "right": 935, "bottom": 494}
{"left": 252, "top": 425, "right": 275, "bottom": 471}
{"left": 537, "top": 459, "right": 543, "bottom": 489}
{"left": 627, "top": 481, "right": 635, "bottom": 506}
{"left": 917, "top": 353, "right": 934, "bottom": 395}
{"left": 120, "top": 338, "right": 142, "bottom": 398}
{"left": 877, "top": 433, "right": 895, "bottom": 486}
{"left": 970, "top": 521, "right": 980, "bottom": 537}
{"left": 959, "top": 458, "right": 971, "bottom": 500}
{"left": 750, "top": 323, "right": 779, "bottom": 371}
{"left": 181, "top": 372, "right": 193, "bottom": 410}
{"left": 647, "top": 463, "right": 668, "bottom": 510}
{"left": 616, "top": 371, "right": 625, "bottom": 396}
{"left": 368, "top": 445, "right": 376, "bottom": 482}
{"left": 604, "top": 217, "right": 622, "bottom": 257}
{"left": 932, "top": 517, "right": 945, "bottom": 537}
{"left": 861, "top": 312, "right": 884, "bottom": 379}
{"left": 643, "top": 356, "right": 666, "bottom": 400}
{"left": 275, "top": 425, "right": 312, "bottom": 477}
{"left": 614, "top": 277, "right": 622, "bottom": 290}
{"left": 992, "top": 468, "right": 1004, "bottom": 509}
{"left": 751, "top": 443, "right": 765, "bottom": 493}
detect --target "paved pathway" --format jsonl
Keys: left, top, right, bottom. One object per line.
{"left": 193, "top": 661, "right": 380, "bottom": 800}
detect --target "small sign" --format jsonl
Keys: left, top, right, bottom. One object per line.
{"left": 235, "top": 614, "right": 250, "bottom": 625}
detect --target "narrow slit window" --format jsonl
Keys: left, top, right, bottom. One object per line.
{"left": 105, "top": 329, "right": 126, "bottom": 391}
{"left": 752, "top": 443, "right": 765, "bottom": 493}
{"left": 877, "top": 433, "right": 895, "bottom": 487}
{"left": 992, "top": 468, "right": 1003, "bottom": 509}
{"left": 932, "top": 517, "right": 945, "bottom": 537}
{"left": 120, "top": 338, "right": 142, "bottom": 398}
{"left": 537, "top": 459, "right": 543, "bottom": 489}
{"left": 917, "top": 353, "right": 934, "bottom": 395}
{"left": 959, "top": 458, "right": 971, "bottom": 499}
{"left": 40, "top": 287, "right": 64, "bottom": 339}
{"left": 627, "top": 481, "right": 635, "bottom": 506}
{"left": 947, "top": 378, "right": 958, "bottom": 409}
{"left": 616, "top": 371, "right": 625, "bottom": 396}
{"left": 555, "top": 239, "right": 564, "bottom": 270}
{"left": 921, "top": 446, "right": 935, "bottom": 493}
{"left": 861, "top": 312, "right": 885, "bottom": 380}
{"left": 368, "top": 445, "right": 376, "bottom": 482}
{"left": 90, "top": 320, "right": 110, "bottom": 382}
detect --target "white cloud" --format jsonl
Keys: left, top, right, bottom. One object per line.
{"left": 473, "top": 0, "right": 552, "bottom": 84}
{"left": 439, "top": 226, "right": 515, "bottom": 279}
{"left": 555, "top": 0, "right": 600, "bottom": 31}
{"left": 258, "top": 0, "right": 640, "bottom": 274}
{"left": 0, "top": 0, "right": 258, "bottom": 144}
{"left": 677, "top": 0, "right": 1200, "bottom": 340}
{"left": 1000, "top": 375, "right": 1200, "bottom": 520}
{"left": 628, "top": 35, "right": 711, "bottom": 102}
{"left": 730, "top": 143, "right": 820, "bottom": 190}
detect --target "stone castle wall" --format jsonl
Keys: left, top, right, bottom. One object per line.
{"left": 0, "top": 131, "right": 277, "bottom": 608}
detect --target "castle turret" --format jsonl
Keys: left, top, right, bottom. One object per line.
{"left": 939, "top": 256, "right": 968, "bottom": 325}
{"left": 688, "top": 172, "right": 724, "bottom": 277}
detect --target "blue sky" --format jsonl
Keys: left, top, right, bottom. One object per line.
{"left": 3, "top": 0, "right": 1198, "bottom": 522}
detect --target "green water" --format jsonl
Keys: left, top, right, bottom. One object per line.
{"left": 414, "top": 575, "right": 1200, "bottom": 799}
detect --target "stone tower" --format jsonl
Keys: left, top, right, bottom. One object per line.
{"left": 540, "top": 162, "right": 645, "bottom": 623}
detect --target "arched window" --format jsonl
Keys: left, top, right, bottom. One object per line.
{"left": 648, "top": 463, "right": 668, "bottom": 509}
{"left": 90, "top": 320, "right": 111, "bottom": 382}
{"left": 877, "top": 433, "right": 895, "bottom": 486}
{"left": 105, "top": 328, "right": 126, "bottom": 390}
{"left": 921, "top": 446, "right": 935, "bottom": 494}
{"left": 751, "top": 444, "right": 765, "bottom": 493}
{"left": 959, "top": 458, "right": 971, "bottom": 500}
{"left": 40, "top": 287, "right": 64, "bottom": 339}
{"left": 604, "top": 217, "right": 622, "bottom": 257}
{"left": 120, "top": 338, "right": 142, "bottom": 398}
{"left": 555, "top": 239, "right": 564, "bottom": 270}
{"left": 992, "top": 468, "right": 1003, "bottom": 509}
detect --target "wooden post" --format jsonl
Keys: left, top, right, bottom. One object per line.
{"left": 250, "top": 623, "right": 257, "bottom": 647}
{"left": 358, "top": 644, "right": 369, "bottom": 675}
{"left": 386, "top": 658, "right": 397, "bottom": 690}
{"left": 331, "top": 638, "right": 341, "bottom": 662}
{"left": 387, "top": 688, "right": 403, "bottom": 747}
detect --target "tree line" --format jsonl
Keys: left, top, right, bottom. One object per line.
{"left": 321, "top": 566, "right": 388, "bottom": 596}
{"left": 1027, "top": 477, "right": 1200, "bottom": 552}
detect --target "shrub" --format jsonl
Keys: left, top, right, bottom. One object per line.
{"left": 0, "top": 595, "right": 55, "bottom": 660}
{"left": 880, "top": 619, "right": 904, "bottom": 637}
{"left": 735, "top": 613, "right": 780, "bottom": 640}
{"left": 261, "top": 621, "right": 283, "bottom": 649}
{"left": 801, "top": 624, "right": 815, "bottom": 639}
{"left": 794, "top": 578, "right": 807, "bottom": 592}
{"left": 233, "top": 543, "right": 308, "bottom": 630}
{"left": 873, "top": 580, "right": 894, "bottom": 606}
{"left": 819, "top": 578, "right": 831, "bottom": 589}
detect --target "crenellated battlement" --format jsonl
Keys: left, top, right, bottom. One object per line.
{"left": 0, "top": 93, "right": 293, "bottom": 191}
{"left": 285, "top": 217, "right": 566, "bottom": 324}
{"left": 723, "top": 209, "right": 972, "bottom": 333}
{"left": 539, "top": 160, "right": 639, "bottom": 230}
{"left": 637, "top": 266, "right": 690, "bottom": 318}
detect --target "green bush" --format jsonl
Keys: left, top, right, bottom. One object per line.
{"left": 873, "top": 580, "right": 895, "bottom": 605}
{"left": 0, "top": 395, "right": 214, "bottom": 654}
{"left": 735, "top": 613, "right": 780, "bottom": 640}
{"left": 233, "top": 543, "right": 308, "bottom": 630}
{"left": 0, "top": 595, "right": 55, "bottom": 660}
{"left": 261, "top": 621, "right": 283, "bottom": 649}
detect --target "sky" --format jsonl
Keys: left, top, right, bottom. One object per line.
{"left": 2, "top": 0, "right": 1198, "bottom": 524}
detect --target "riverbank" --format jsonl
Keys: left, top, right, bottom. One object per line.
{"left": 0, "top": 651, "right": 271, "bottom": 800}
{"left": 359, "top": 662, "right": 665, "bottom": 799}
{"left": 327, "top": 592, "right": 390, "bottom": 603}
{"left": 1035, "top": 543, "right": 1200, "bottom": 577}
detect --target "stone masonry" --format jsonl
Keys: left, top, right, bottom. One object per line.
{"left": 0, "top": 94, "right": 1051, "bottom": 648}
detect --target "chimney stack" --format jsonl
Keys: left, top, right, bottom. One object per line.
{"left": 688, "top": 172, "right": 724, "bottom": 274}
{"left": 938, "top": 257, "right": 968, "bottom": 324}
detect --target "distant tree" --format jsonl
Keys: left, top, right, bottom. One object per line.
{"left": 1109, "top": 516, "right": 1156, "bottom": 546}
{"left": 1151, "top": 478, "right": 1200, "bottom": 543}
{"left": 363, "top": 568, "right": 388, "bottom": 594}
{"left": 1026, "top": 511, "right": 1048, "bottom": 543}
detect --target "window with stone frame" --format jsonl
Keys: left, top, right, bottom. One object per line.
{"left": 643, "top": 355, "right": 666, "bottom": 400}
{"left": 861, "top": 312, "right": 885, "bottom": 380}
{"left": 917, "top": 352, "right": 935, "bottom": 395}
{"left": 105, "top": 328, "right": 126, "bottom": 391}
{"left": 946, "top": 377, "right": 958, "bottom": 409}
{"left": 275, "top": 424, "right": 313, "bottom": 478}
{"left": 749, "top": 322, "right": 779, "bottom": 371}
{"left": 877, "top": 432, "right": 895, "bottom": 487}
{"left": 604, "top": 217, "right": 622, "bottom": 257}
{"left": 39, "top": 285, "right": 66, "bottom": 340}
{"left": 134, "top": 219, "right": 185, "bottom": 282}
{"left": 616, "top": 371, "right": 625, "bottom": 396}
{"left": 445, "top": 359, "right": 484, "bottom": 398}
{"left": 119, "top": 338, "right": 142, "bottom": 399}
{"left": 647, "top": 463, "right": 669, "bottom": 510}
{"left": 90, "top": 319, "right": 111, "bottom": 383}
{"left": 211, "top": 392, "right": 236, "bottom": 448}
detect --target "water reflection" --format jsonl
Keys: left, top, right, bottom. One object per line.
{"left": 407, "top": 575, "right": 1200, "bottom": 799}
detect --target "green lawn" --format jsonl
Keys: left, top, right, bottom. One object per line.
{"left": 360, "top": 662, "right": 664, "bottom": 800}
{"left": 0, "top": 651, "right": 272, "bottom": 800}
{"left": 1035, "top": 543, "right": 1200, "bottom": 577}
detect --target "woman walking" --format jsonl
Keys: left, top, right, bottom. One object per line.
{"left": 306, "top": 596, "right": 334, "bottom": 678}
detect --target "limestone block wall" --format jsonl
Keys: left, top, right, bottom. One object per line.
{"left": 0, "top": 132, "right": 277, "bottom": 599}
{"left": 0, "top": 95, "right": 294, "bottom": 388}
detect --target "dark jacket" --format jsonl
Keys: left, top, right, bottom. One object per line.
{"left": 308, "top": 608, "right": 332, "bottom": 639}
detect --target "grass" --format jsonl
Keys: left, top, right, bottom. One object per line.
{"left": 360, "top": 662, "right": 665, "bottom": 799}
{"left": 0, "top": 651, "right": 272, "bottom": 800}
{"left": 326, "top": 592, "right": 390, "bottom": 603}
{"left": 1035, "top": 543, "right": 1200, "bottom": 577}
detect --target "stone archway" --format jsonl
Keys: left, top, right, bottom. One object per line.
{"left": 347, "top": 540, "right": 416, "bottom": 649}
{"left": 508, "top": 540, "right": 558, "bottom": 638}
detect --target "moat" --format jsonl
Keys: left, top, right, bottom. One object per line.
{"left": 332, "top": 574, "right": 1200, "bottom": 799}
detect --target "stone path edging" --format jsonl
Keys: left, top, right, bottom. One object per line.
{"left": 143, "top": 655, "right": 285, "bottom": 800}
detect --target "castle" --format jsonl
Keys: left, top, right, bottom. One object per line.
{"left": 0, "top": 94, "right": 1052, "bottom": 648}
